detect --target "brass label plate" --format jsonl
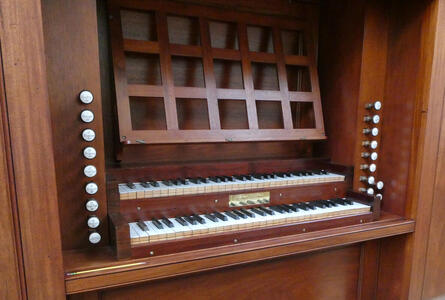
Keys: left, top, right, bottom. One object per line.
{"left": 229, "top": 191, "right": 270, "bottom": 207}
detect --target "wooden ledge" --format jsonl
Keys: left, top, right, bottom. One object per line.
{"left": 63, "top": 213, "right": 414, "bottom": 294}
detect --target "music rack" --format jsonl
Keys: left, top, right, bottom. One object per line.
{"left": 109, "top": 0, "right": 325, "bottom": 144}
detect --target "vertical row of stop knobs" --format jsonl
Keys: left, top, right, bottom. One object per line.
{"left": 79, "top": 90, "right": 101, "bottom": 244}
{"left": 359, "top": 101, "right": 384, "bottom": 200}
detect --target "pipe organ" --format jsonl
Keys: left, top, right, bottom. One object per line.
{"left": 2, "top": 0, "right": 445, "bottom": 299}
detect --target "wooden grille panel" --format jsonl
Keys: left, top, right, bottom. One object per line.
{"left": 109, "top": 0, "right": 325, "bottom": 144}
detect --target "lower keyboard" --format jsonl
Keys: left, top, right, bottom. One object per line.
{"left": 129, "top": 198, "right": 371, "bottom": 246}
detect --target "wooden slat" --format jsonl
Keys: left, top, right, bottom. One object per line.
{"left": 248, "top": 51, "right": 277, "bottom": 63}
{"left": 216, "top": 88, "right": 246, "bottom": 100}
{"left": 128, "top": 85, "right": 164, "bottom": 97}
{"left": 238, "top": 23, "right": 259, "bottom": 129}
{"left": 156, "top": 12, "right": 179, "bottom": 130}
{"left": 273, "top": 27, "right": 293, "bottom": 129}
{"left": 289, "top": 92, "right": 317, "bottom": 102}
{"left": 212, "top": 48, "right": 242, "bottom": 61}
{"left": 169, "top": 44, "right": 203, "bottom": 57}
{"left": 124, "top": 39, "right": 160, "bottom": 54}
{"left": 118, "top": 128, "right": 326, "bottom": 144}
{"left": 118, "top": 0, "right": 306, "bottom": 31}
{"left": 199, "top": 18, "right": 221, "bottom": 129}
{"left": 284, "top": 55, "right": 311, "bottom": 66}
{"left": 108, "top": 2, "right": 133, "bottom": 140}
{"left": 254, "top": 90, "right": 282, "bottom": 101}
{"left": 175, "top": 87, "right": 207, "bottom": 99}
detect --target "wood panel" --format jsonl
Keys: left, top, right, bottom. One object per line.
{"left": 408, "top": 1, "right": 445, "bottom": 299}
{"left": 0, "top": 44, "right": 25, "bottom": 300}
{"left": 101, "top": 246, "right": 361, "bottom": 300}
{"left": 420, "top": 2, "right": 445, "bottom": 297}
{"left": 0, "top": 0, "right": 65, "bottom": 298}
{"left": 318, "top": 0, "right": 365, "bottom": 166}
{"left": 42, "top": 0, "right": 109, "bottom": 249}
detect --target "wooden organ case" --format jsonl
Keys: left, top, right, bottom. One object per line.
{"left": 5, "top": 0, "right": 439, "bottom": 298}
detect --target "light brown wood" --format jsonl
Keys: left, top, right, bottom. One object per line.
{"left": 0, "top": 0, "right": 65, "bottom": 298}
{"left": 0, "top": 45, "right": 25, "bottom": 300}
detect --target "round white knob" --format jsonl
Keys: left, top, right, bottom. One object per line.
{"left": 79, "top": 90, "right": 94, "bottom": 104}
{"left": 367, "top": 188, "right": 375, "bottom": 195}
{"left": 80, "top": 110, "right": 94, "bottom": 123}
{"left": 376, "top": 193, "right": 383, "bottom": 201}
{"left": 371, "top": 128, "right": 379, "bottom": 136}
{"left": 367, "top": 176, "right": 375, "bottom": 185}
{"left": 81, "top": 129, "right": 96, "bottom": 142}
{"left": 89, "top": 232, "right": 101, "bottom": 244}
{"left": 86, "top": 199, "right": 99, "bottom": 212}
{"left": 374, "top": 101, "right": 382, "bottom": 110}
{"left": 370, "top": 141, "right": 378, "bottom": 149}
{"left": 369, "top": 164, "right": 377, "bottom": 172}
{"left": 372, "top": 115, "right": 380, "bottom": 124}
{"left": 85, "top": 182, "right": 98, "bottom": 195}
{"left": 87, "top": 216, "right": 100, "bottom": 228}
{"left": 376, "top": 181, "right": 384, "bottom": 190}
{"left": 370, "top": 152, "right": 378, "bottom": 161}
{"left": 84, "top": 165, "right": 97, "bottom": 178}
{"left": 83, "top": 147, "right": 97, "bottom": 159}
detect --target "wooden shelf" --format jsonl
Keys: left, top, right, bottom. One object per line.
{"left": 63, "top": 212, "right": 414, "bottom": 294}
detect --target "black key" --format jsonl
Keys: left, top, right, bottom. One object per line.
{"left": 188, "top": 178, "right": 199, "bottom": 184}
{"left": 253, "top": 174, "right": 264, "bottom": 180}
{"left": 140, "top": 182, "right": 150, "bottom": 188}
{"left": 170, "top": 179, "right": 181, "bottom": 186}
{"left": 269, "top": 206, "right": 284, "bottom": 214}
{"left": 273, "top": 173, "right": 284, "bottom": 178}
{"left": 198, "top": 177, "right": 210, "bottom": 184}
{"left": 152, "top": 219, "right": 164, "bottom": 229}
{"left": 214, "top": 211, "right": 228, "bottom": 221}
{"left": 313, "top": 201, "right": 327, "bottom": 209}
{"left": 293, "top": 203, "right": 307, "bottom": 211}
{"left": 175, "top": 217, "right": 187, "bottom": 226}
{"left": 320, "top": 200, "right": 333, "bottom": 208}
{"left": 344, "top": 198, "right": 354, "bottom": 205}
{"left": 258, "top": 206, "right": 275, "bottom": 215}
{"left": 193, "top": 214, "right": 206, "bottom": 224}
{"left": 332, "top": 198, "right": 347, "bottom": 206}
{"left": 208, "top": 177, "right": 221, "bottom": 183}
{"left": 326, "top": 199, "right": 338, "bottom": 207}
{"left": 278, "top": 205, "right": 291, "bottom": 213}
{"left": 225, "top": 211, "right": 239, "bottom": 220}
{"left": 205, "top": 213, "right": 218, "bottom": 222}
{"left": 240, "top": 208, "right": 255, "bottom": 218}
{"left": 149, "top": 181, "right": 159, "bottom": 187}
{"left": 304, "top": 202, "right": 317, "bottom": 210}
{"left": 245, "top": 174, "right": 253, "bottom": 180}
{"left": 233, "top": 210, "right": 247, "bottom": 219}
{"left": 282, "top": 204, "right": 298, "bottom": 212}
{"left": 161, "top": 218, "right": 174, "bottom": 228}
{"left": 251, "top": 208, "right": 266, "bottom": 216}
{"left": 162, "top": 180, "right": 172, "bottom": 187}
{"left": 234, "top": 175, "right": 247, "bottom": 181}
{"left": 320, "top": 169, "right": 328, "bottom": 174}
{"left": 264, "top": 174, "right": 273, "bottom": 179}
{"left": 184, "top": 216, "right": 197, "bottom": 225}
{"left": 126, "top": 182, "right": 135, "bottom": 189}
{"left": 137, "top": 220, "right": 149, "bottom": 231}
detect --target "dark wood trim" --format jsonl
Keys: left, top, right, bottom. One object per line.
{"left": 0, "top": 0, "right": 65, "bottom": 298}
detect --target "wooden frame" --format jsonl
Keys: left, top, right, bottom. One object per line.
{"left": 109, "top": 0, "right": 325, "bottom": 144}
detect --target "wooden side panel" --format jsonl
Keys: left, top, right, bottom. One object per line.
{"left": 0, "top": 0, "right": 65, "bottom": 298}
{"left": 0, "top": 46, "right": 25, "bottom": 300}
{"left": 101, "top": 246, "right": 361, "bottom": 300}
{"left": 318, "top": 0, "right": 365, "bottom": 166}
{"left": 421, "top": 2, "right": 445, "bottom": 296}
{"left": 42, "top": 0, "right": 108, "bottom": 249}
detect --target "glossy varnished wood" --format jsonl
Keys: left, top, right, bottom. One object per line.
{"left": 64, "top": 213, "right": 413, "bottom": 294}
{"left": 0, "top": 0, "right": 65, "bottom": 298}
{"left": 0, "top": 45, "right": 25, "bottom": 300}
{"left": 42, "top": 0, "right": 109, "bottom": 250}
{"left": 102, "top": 246, "right": 362, "bottom": 300}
